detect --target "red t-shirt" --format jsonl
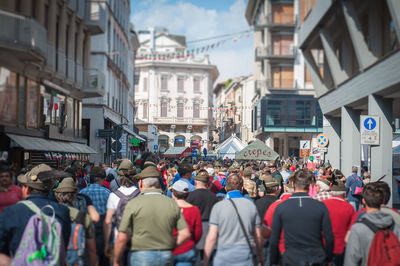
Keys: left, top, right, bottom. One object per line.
{"left": 0, "top": 185, "right": 23, "bottom": 213}
{"left": 322, "top": 196, "right": 354, "bottom": 254}
{"left": 173, "top": 205, "right": 202, "bottom": 255}
{"left": 263, "top": 193, "right": 292, "bottom": 253}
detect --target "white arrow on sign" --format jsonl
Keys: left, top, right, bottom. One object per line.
{"left": 367, "top": 119, "right": 373, "bottom": 130}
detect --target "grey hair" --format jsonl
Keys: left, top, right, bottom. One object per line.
{"left": 316, "top": 180, "right": 330, "bottom": 192}
{"left": 141, "top": 177, "right": 160, "bottom": 188}
{"left": 352, "top": 166, "right": 358, "bottom": 173}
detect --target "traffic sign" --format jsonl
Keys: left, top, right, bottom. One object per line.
{"left": 191, "top": 150, "right": 198, "bottom": 157}
{"left": 300, "top": 149, "right": 310, "bottom": 158}
{"left": 111, "top": 141, "right": 122, "bottom": 152}
{"left": 361, "top": 115, "right": 380, "bottom": 145}
{"left": 97, "top": 129, "right": 114, "bottom": 138}
{"left": 154, "top": 145, "right": 158, "bottom": 150}
{"left": 317, "top": 133, "right": 329, "bottom": 147}
{"left": 300, "top": 140, "right": 311, "bottom": 149}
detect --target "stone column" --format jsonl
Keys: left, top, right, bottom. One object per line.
{"left": 341, "top": 106, "right": 361, "bottom": 177}
{"left": 368, "top": 94, "right": 394, "bottom": 206}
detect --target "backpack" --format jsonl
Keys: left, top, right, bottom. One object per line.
{"left": 12, "top": 201, "right": 63, "bottom": 266}
{"left": 66, "top": 211, "right": 86, "bottom": 266}
{"left": 361, "top": 219, "right": 400, "bottom": 266}
{"left": 112, "top": 189, "right": 140, "bottom": 229}
{"left": 73, "top": 194, "right": 88, "bottom": 213}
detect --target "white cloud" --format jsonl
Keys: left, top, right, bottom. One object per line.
{"left": 131, "top": 0, "right": 253, "bottom": 82}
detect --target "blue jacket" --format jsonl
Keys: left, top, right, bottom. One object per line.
{"left": 345, "top": 174, "right": 363, "bottom": 202}
{"left": 0, "top": 194, "right": 71, "bottom": 256}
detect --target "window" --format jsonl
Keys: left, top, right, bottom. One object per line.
{"left": 272, "top": 3, "right": 294, "bottom": 24}
{"left": 271, "top": 66, "right": 294, "bottom": 88}
{"left": 161, "top": 75, "right": 168, "bottom": 91}
{"left": 193, "top": 103, "right": 200, "bottom": 118}
{"left": 0, "top": 68, "right": 17, "bottom": 125}
{"left": 193, "top": 78, "right": 200, "bottom": 92}
{"left": 143, "top": 77, "right": 147, "bottom": 92}
{"left": 26, "top": 80, "right": 39, "bottom": 128}
{"left": 142, "top": 103, "right": 148, "bottom": 119}
{"left": 161, "top": 101, "right": 167, "bottom": 117}
{"left": 271, "top": 34, "right": 294, "bottom": 55}
{"left": 178, "top": 77, "right": 184, "bottom": 92}
{"left": 177, "top": 102, "right": 184, "bottom": 117}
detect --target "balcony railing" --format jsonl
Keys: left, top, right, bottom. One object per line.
{"left": 267, "top": 79, "right": 297, "bottom": 91}
{"left": 153, "top": 117, "right": 209, "bottom": 125}
{"left": 255, "top": 13, "right": 297, "bottom": 28}
{"left": 84, "top": 2, "right": 106, "bottom": 35}
{"left": 66, "top": 57, "right": 75, "bottom": 83}
{"left": 256, "top": 45, "right": 297, "bottom": 60}
{"left": 82, "top": 68, "right": 105, "bottom": 97}
{"left": 0, "top": 10, "right": 47, "bottom": 60}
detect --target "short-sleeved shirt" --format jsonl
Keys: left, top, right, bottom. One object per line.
{"left": 106, "top": 186, "right": 138, "bottom": 210}
{"left": 119, "top": 189, "right": 187, "bottom": 250}
{"left": 80, "top": 184, "right": 110, "bottom": 215}
{"left": 67, "top": 206, "right": 95, "bottom": 239}
{"left": 0, "top": 185, "right": 22, "bottom": 213}
{"left": 187, "top": 189, "right": 218, "bottom": 221}
{"left": 254, "top": 195, "right": 277, "bottom": 220}
{"left": 209, "top": 197, "right": 260, "bottom": 247}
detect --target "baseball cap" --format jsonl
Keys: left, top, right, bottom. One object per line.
{"left": 172, "top": 180, "right": 189, "bottom": 193}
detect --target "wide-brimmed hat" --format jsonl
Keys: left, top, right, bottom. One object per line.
{"left": 194, "top": 169, "right": 209, "bottom": 182}
{"left": 53, "top": 177, "right": 77, "bottom": 193}
{"left": 135, "top": 165, "right": 160, "bottom": 179}
{"left": 263, "top": 175, "right": 279, "bottom": 188}
{"left": 117, "top": 159, "right": 136, "bottom": 176}
{"left": 18, "top": 164, "right": 57, "bottom": 192}
{"left": 331, "top": 180, "right": 346, "bottom": 191}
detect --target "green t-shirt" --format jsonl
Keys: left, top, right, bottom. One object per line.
{"left": 119, "top": 189, "right": 188, "bottom": 250}
{"left": 67, "top": 206, "right": 95, "bottom": 239}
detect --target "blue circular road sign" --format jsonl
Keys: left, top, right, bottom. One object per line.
{"left": 364, "top": 117, "right": 376, "bottom": 130}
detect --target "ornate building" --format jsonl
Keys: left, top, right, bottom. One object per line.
{"left": 135, "top": 28, "right": 219, "bottom": 152}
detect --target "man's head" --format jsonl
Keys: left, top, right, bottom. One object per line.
{"left": 178, "top": 162, "right": 193, "bottom": 179}
{"left": 18, "top": 164, "right": 58, "bottom": 198}
{"left": 0, "top": 164, "right": 12, "bottom": 189}
{"left": 117, "top": 159, "right": 137, "bottom": 187}
{"left": 375, "top": 181, "right": 390, "bottom": 205}
{"left": 263, "top": 175, "right": 280, "bottom": 195}
{"left": 293, "top": 169, "right": 313, "bottom": 192}
{"left": 89, "top": 166, "right": 106, "bottom": 185}
{"left": 171, "top": 180, "right": 189, "bottom": 200}
{"left": 330, "top": 180, "right": 346, "bottom": 198}
{"left": 362, "top": 183, "right": 384, "bottom": 209}
{"left": 225, "top": 173, "right": 243, "bottom": 192}
{"left": 53, "top": 177, "right": 78, "bottom": 204}
{"left": 243, "top": 167, "right": 253, "bottom": 178}
{"left": 136, "top": 166, "right": 161, "bottom": 190}
{"left": 351, "top": 166, "right": 358, "bottom": 174}
{"left": 268, "top": 162, "right": 276, "bottom": 173}
{"left": 316, "top": 179, "right": 330, "bottom": 193}
{"left": 194, "top": 170, "right": 209, "bottom": 188}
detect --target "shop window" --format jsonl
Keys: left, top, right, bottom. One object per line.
{"left": 174, "top": 135, "right": 185, "bottom": 147}
{"left": 26, "top": 80, "right": 39, "bottom": 128}
{"left": 0, "top": 68, "right": 17, "bottom": 125}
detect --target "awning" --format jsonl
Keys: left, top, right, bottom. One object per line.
{"left": 163, "top": 147, "right": 192, "bottom": 158}
{"left": 122, "top": 126, "right": 146, "bottom": 142}
{"left": 7, "top": 134, "right": 97, "bottom": 153}
{"left": 235, "top": 139, "right": 279, "bottom": 161}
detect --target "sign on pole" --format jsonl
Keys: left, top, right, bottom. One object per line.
{"left": 300, "top": 140, "right": 311, "bottom": 158}
{"left": 360, "top": 115, "right": 380, "bottom": 145}
{"left": 317, "top": 133, "right": 329, "bottom": 147}
{"left": 300, "top": 149, "right": 310, "bottom": 158}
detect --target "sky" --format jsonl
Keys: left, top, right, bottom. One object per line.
{"left": 130, "top": 0, "right": 253, "bottom": 83}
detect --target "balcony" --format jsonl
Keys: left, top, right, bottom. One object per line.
{"left": 82, "top": 68, "right": 105, "bottom": 98}
{"left": 255, "top": 13, "right": 297, "bottom": 29}
{"left": 256, "top": 45, "right": 297, "bottom": 60}
{"left": 0, "top": 10, "right": 47, "bottom": 61}
{"left": 267, "top": 79, "right": 297, "bottom": 91}
{"left": 84, "top": 2, "right": 106, "bottom": 35}
{"left": 152, "top": 117, "right": 209, "bottom": 125}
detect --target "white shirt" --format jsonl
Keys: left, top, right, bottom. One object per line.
{"left": 106, "top": 186, "right": 138, "bottom": 210}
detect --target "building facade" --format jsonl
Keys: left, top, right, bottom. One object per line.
{"left": 135, "top": 28, "right": 219, "bottom": 153}
{"left": 213, "top": 76, "right": 255, "bottom": 146}
{"left": 299, "top": 0, "right": 400, "bottom": 207}
{"left": 82, "top": 0, "right": 142, "bottom": 164}
{"left": 246, "top": 0, "right": 323, "bottom": 158}
{"left": 0, "top": 0, "right": 105, "bottom": 170}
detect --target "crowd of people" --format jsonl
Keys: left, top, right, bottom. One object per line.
{"left": 0, "top": 154, "right": 399, "bottom": 266}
